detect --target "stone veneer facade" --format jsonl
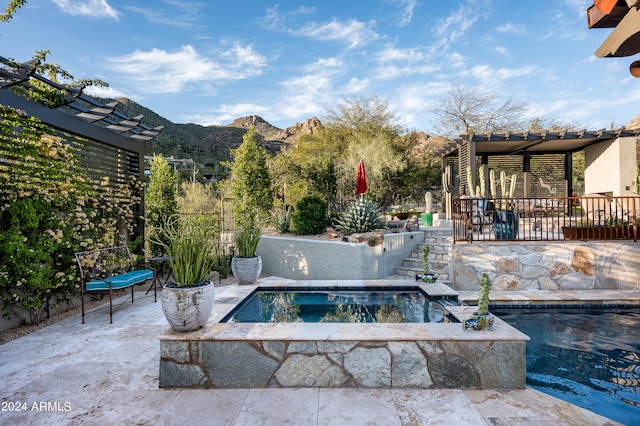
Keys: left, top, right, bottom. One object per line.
{"left": 450, "top": 241, "right": 640, "bottom": 291}
{"left": 159, "top": 280, "right": 529, "bottom": 389}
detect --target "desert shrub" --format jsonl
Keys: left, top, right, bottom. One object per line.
{"left": 290, "top": 195, "right": 328, "bottom": 235}
{"left": 270, "top": 205, "right": 291, "bottom": 233}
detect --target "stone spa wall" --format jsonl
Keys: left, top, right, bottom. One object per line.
{"left": 159, "top": 281, "right": 529, "bottom": 390}
{"left": 159, "top": 306, "right": 528, "bottom": 390}
{"left": 450, "top": 241, "right": 640, "bottom": 291}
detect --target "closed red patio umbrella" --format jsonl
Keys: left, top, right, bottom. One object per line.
{"left": 356, "top": 160, "right": 367, "bottom": 195}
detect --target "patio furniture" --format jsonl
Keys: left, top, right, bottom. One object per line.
{"left": 75, "top": 246, "right": 156, "bottom": 323}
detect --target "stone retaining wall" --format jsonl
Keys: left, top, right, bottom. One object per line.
{"left": 451, "top": 241, "right": 640, "bottom": 291}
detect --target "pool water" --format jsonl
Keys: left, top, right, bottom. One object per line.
{"left": 222, "top": 287, "right": 456, "bottom": 323}
{"left": 492, "top": 307, "right": 640, "bottom": 425}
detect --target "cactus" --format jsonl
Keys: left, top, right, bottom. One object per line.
{"left": 477, "top": 273, "right": 491, "bottom": 315}
{"left": 422, "top": 246, "right": 430, "bottom": 274}
{"left": 334, "top": 198, "right": 385, "bottom": 235}
{"left": 425, "top": 191, "right": 433, "bottom": 212}
{"left": 489, "top": 169, "right": 517, "bottom": 209}
{"left": 466, "top": 166, "right": 486, "bottom": 197}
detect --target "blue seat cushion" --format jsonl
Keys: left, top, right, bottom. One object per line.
{"left": 86, "top": 269, "right": 154, "bottom": 291}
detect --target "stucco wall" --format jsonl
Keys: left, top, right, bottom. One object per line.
{"left": 450, "top": 241, "right": 640, "bottom": 291}
{"left": 585, "top": 137, "right": 638, "bottom": 195}
{"left": 256, "top": 232, "right": 424, "bottom": 280}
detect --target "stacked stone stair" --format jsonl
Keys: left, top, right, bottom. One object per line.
{"left": 395, "top": 227, "right": 453, "bottom": 282}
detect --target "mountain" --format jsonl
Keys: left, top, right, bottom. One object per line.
{"left": 104, "top": 97, "right": 322, "bottom": 177}
{"left": 101, "top": 98, "right": 441, "bottom": 180}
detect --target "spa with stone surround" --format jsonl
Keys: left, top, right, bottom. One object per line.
{"left": 159, "top": 278, "right": 529, "bottom": 389}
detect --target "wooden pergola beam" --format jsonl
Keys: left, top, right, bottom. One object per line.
{"left": 595, "top": 6, "right": 640, "bottom": 57}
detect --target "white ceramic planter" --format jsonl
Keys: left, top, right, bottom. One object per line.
{"left": 231, "top": 255, "right": 262, "bottom": 284}
{"left": 161, "top": 281, "right": 215, "bottom": 332}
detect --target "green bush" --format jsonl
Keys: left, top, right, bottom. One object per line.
{"left": 290, "top": 195, "right": 329, "bottom": 235}
{"left": 333, "top": 198, "right": 385, "bottom": 235}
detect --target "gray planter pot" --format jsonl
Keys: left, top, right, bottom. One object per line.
{"left": 231, "top": 255, "right": 262, "bottom": 284}
{"left": 161, "top": 281, "right": 215, "bottom": 332}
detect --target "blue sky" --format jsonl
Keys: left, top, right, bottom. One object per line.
{"left": 2, "top": 0, "right": 639, "bottom": 134}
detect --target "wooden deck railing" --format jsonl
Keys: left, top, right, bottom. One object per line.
{"left": 452, "top": 195, "right": 640, "bottom": 243}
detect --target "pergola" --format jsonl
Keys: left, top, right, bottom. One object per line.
{"left": 436, "top": 128, "right": 640, "bottom": 218}
{"left": 0, "top": 56, "right": 163, "bottom": 240}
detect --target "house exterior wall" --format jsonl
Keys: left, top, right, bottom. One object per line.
{"left": 585, "top": 136, "right": 638, "bottom": 195}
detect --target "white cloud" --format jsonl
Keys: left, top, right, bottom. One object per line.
{"left": 386, "top": 0, "right": 420, "bottom": 27}
{"left": 297, "top": 18, "right": 379, "bottom": 49}
{"left": 304, "top": 57, "right": 344, "bottom": 72}
{"left": 496, "top": 23, "right": 526, "bottom": 34}
{"left": 262, "top": 5, "right": 378, "bottom": 49}
{"left": 375, "top": 46, "right": 439, "bottom": 79}
{"left": 494, "top": 46, "right": 509, "bottom": 57}
{"left": 431, "top": 0, "right": 481, "bottom": 54}
{"left": 125, "top": 2, "right": 203, "bottom": 28}
{"left": 83, "top": 85, "right": 128, "bottom": 99}
{"left": 469, "top": 64, "right": 534, "bottom": 86}
{"left": 52, "top": 0, "right": 119, "bottom": 20}
{"left": 261, "top": 5, "right": 316, "bottom": 31}
{"left": 190, "top": 103, "right": 270, "bottom": 126}
{"left": 105, "top": 44, "right": 267, "bottom": 93}
{"left": 341, "top": 77, "right": 369, "bottom": 94}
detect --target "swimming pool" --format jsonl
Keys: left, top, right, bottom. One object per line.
{"left": 491, "top": 306, "right": 640, "bottom": 425}
{"left": 222, "top": 287, "right": 458, "bottom": 323}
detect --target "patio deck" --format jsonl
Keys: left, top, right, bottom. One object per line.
{"left": 0, "top": 280, "right": 626, "bottom": 425}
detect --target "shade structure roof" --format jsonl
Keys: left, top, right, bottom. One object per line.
{"left": 0, "top": 56, "right": 163, "bottom": 142}
{"left": 436, "top": 127, "right": 640, "bottom": 158}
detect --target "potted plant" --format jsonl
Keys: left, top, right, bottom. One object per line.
{"left": 463, "top": 273, "right": 494, "bottom": 331}
{"left": 392, "top": 206, "right": 410, "bottom": 220}
{"left": 231, "top": 224, "right": 262, "bottom": 284}
{"left": 415, "top": 246, "right": 438, "bottom": 283}
{"left": 422, "top": 191, "right": 434, "bottom": 226}
{"left": 155, "top": 214, "right": 217, "bottom": 332}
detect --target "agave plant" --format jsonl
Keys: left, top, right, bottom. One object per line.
{"left": 334, "top": 198, "right": 385, "bottom": 235}
{"left": 270, "top": 205, "right": 291, "bottom": 234}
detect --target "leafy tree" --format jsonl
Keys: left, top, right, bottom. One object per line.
{"left": 274, "top": 96, "right": 436, "bottom": 208}
{"left": 229, "top": 127, "right": 273, "bottom": 226}
{"left": 146, "top": 155, "right": 178, "bottom": 256}
{"left": 1, "top": 0, "right": 27, "bottom": 22}
{"left": 430, "top": 83, "right": 526, "bottom": 138}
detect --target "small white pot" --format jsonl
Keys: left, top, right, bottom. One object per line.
{"left": 231, "top": 255, "right": 262, "bottom": 284}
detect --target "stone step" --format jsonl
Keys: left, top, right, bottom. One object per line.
{"left": 410, "top": 253, "right": 449, "bottom": 263}
{"left": 422, "top": 236, "right": 452, "bottom": 245}
{"left": 414, "top": 243, "right": 449, "bottom": 255}
{"left": 421, "top": 228, "right": 453, "bottom": 237}
{"left": 402, "top": 257, "right": 448, "bottom": 270}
